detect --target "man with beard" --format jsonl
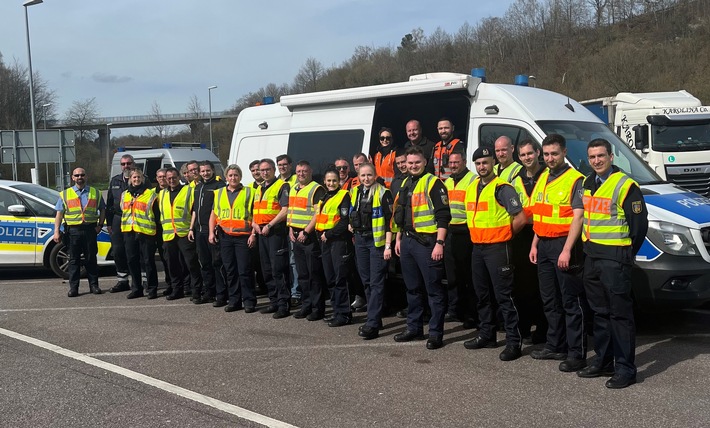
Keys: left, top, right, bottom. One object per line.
{"left": 431, "top": 118, "right": 465, "bottom": 180}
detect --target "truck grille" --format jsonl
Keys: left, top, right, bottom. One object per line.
{"left": 666, "top": 173, "right": 710, "bottom": 197}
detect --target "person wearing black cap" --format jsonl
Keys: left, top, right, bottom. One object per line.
{"left": 463, "top": 146, "right": 528, "bottom": 361}
{"left": 392, "top": 146, "right": 451, "bottom": 350}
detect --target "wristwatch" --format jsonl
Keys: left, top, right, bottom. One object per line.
{"left": 436, "top": 239, "right": 445, "bottom": 246}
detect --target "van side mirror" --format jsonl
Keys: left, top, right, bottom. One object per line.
{"left": 633, "top": 125, "right": 648, "bottom": 150}
{"left": 8, "top": 204, "right": 27, "bottom": 215}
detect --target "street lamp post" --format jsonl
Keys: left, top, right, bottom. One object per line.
{"left": 106, "top": 122, "right": 113, "bottom": 172}
{"left": 42, "top": 103, "right": 51, "bottom": 129}
{"left": 24, "top": 0, "right": 44, "bottom": 184}
{"left": 208, "top": 85, "right": 217, "bottom": 154}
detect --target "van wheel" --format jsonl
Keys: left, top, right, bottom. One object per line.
{"left": 49, "top": 243, "right": 86, "bottom": 279}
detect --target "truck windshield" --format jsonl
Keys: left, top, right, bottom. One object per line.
{"left": 537, "top": 121, "right": 661, "bottom": 185}
{"left": 651, "top": 123, "right": 710, "bottom": 152}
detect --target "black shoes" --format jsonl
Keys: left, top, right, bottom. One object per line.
{"left": 212, "top": 299, "right": 227, "bottom": 308}
{"left": 395, "top": 309, "right": 408, "bottom": 319}
{"left": 577, "top": 364, "right": 615, "bottom": 378}
{"left": 147, "top": 291, "right": 158, "bottom": 300}
{"left": 559, "top": 358, "right": 587, "bottom": 372}
{"left": 162, "top": 287, "right": 173, "bottom": 296}
{"left": 499, "top": 345, "right": 522, "bottom": 361}
{"left": 67, "top": 289, "right": 79, "bottom": 298}
{"left": 166, "top": 293, "right": 184, "bottom": 301}
{"left": 109, "top": 282, "right": 130, "bottom": 293}
{"left": 530, "top": 348, "right": 567, "bottom": 361}
{"left": 463, "top": 336, "right": 498, "bottom": 350}
{"left": 426, "top": 337, "right": 444, "bottom": 350}
{"left": 444, "top": 313, "right": 459, "bottom": 323}
{"left": 394, "top": 329, "right": 425, "bottom": 342}
{"left": 192, "top": 296, "right": 207, "bottom": 304}
{"left": 201, "top": 296, "right": 216, "bottom": 304}
{"left": 605, "top": 373, "right": 636, "bottom": 389}
{"left": 244, "top": 306, "right": 256, "bottom": 313}
{"left": 328, "top": 317, "right": 352, "bottom": 327}
{"left": 127, "top": 291, "right": 144, "bottom": 299}
{"left": 293, "top": 309, "right": 310, "bottom": 319}
{"left": 224, "top": 305, "right": 242, "bottom": 313}
{"left": 290, "top": 297, "right": 302, "bottom": 308}
{"left": 306, "top": 312, "right": 323, "bottom": 321}
{"left": 260, "top": 305, "right": 278, "bottom": 314}
{"left": 90, "top": 286, "right": 102, "bottom": 295}
{"left": 359, "top": 326, "right": 379, "bottom": 340}
{"left": 273, "top": 309, "right": 290, "bottom": 319}
{"left": 351, "top": 295, "right": 367, "bottom": 312}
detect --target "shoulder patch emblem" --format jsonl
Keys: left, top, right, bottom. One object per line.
{"left": 632, "top": 200, "right": 642, "bottom": 214}
{"left": 510, "top": 198, "right": 519, "bottom": 207}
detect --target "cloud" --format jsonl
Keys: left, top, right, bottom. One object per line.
{"left": 92, "top": 72, "right": 132, "bottom": 84}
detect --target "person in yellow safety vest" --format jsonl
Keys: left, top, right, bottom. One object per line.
{"left": 160, "top": 167, "right": 202, "bottom": 301}
{"left": 510, "top": 139, "right": 548, "bottom": 345}
{"left": 209, "top": 164, "right": 258, "bottom": 313}
{"left": 373, "top": 127, "right": 397, "bottom": 188}
{"left": 392, "top": 147, "right": 451, "bottom": 350}
{"left": 253, "top": 158, "right": 292, "bottom": 319}
{"left": 53, "top": 167, "right": 106, "bottom": 297}
{"left": 351, "top": 163, "right": 394, "bottom": 340}
{"left": 442, "top": 152, "right": 478, "bottom": 328}
{"left": 276, "top": 154, "right": 300, "bottom": 309}
{"left": 577, "top": 138, "right": 648, "bottom": 389}
{"left": 528, "top": 134, "right": 588, "bottom": 373}
{"left": 120, "top": 169, "right": 161, "bottom": 300}
{"left": 288, "top": 160, "right": 327, "bottom": 321}
{"left": 315, "top": 168, "right": 355, "bottom": 327}
{"left": 462, "top": 147, "right": 527, "bottom": 361}
{"left": 431, "top": 118, "right": 466, "bottom": 180}
{"left": 494, "top": 135, "right": 523, "bottom": 183}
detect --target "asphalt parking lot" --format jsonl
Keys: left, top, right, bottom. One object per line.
{"left": 0, "top": 270, "right": 709, "bottom": 428}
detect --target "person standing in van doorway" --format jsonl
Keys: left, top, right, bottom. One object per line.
{"left": 404, "top": 119, "right": 435, "bottom": 174}
{"left": 373, "top": 127, "right": 397, "bottom": 189}
{"left": 188, "top": 160, "right": 226, "bottom": 305}
{"left": 494, "top": 136, "right": 523, "bottom": 183}
{"left": 106, "top": 154, "right": 134, "bottom": 294}
{"left": 277, "top": 154, "right": 301, "bottom": 309}
{"left": 254, "top": 159, "right": 291, "bottom": 319}
{"left": 288, "top": 161, "right": 327, "bottom": 321}
{"left": 160, "top": 167, "right": 203, "bottom": 301}
{"left": 54, "top": 167, "right": 106, "bottom": 297}
{"left": 431, "top": 118, "right": 465, "bottom": 180}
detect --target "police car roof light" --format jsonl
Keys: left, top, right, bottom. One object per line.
{"left": 514, "top": 75, "right": 529, "bottom": 86}
{"left": 471, "top": 68, "right": 487, "bottom": 83}
{"left": 162, "top": 143, "right": 173, "bottom": 148}
{"left": 263, "top": 96, "right": 275, "bottom": 105}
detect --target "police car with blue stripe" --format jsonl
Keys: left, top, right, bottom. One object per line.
{"left": 0, "top": 180, "right": 112, "bottom": 278}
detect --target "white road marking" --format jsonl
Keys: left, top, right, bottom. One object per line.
{"left": 87, "top": 341, "right": 421, "bottom": 357}
{"left": 0, "top": 327, "right": 297, "bottom": 428}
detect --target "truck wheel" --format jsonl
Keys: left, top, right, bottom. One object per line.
{"left": 49, "top": 243, "right": 86, "bottom": 279}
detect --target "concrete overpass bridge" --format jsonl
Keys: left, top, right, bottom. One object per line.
{"left": 48, "top": 110, "right": 238, "bottom": 130}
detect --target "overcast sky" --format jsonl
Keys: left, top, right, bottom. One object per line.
{"left": 1, "top": 0, "right": 515, "bottom": 123}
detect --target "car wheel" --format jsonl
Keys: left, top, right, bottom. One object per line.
{"left": 49, "top": 243, "right": 86, "bottom": 279}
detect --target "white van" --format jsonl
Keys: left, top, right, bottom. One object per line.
{"left": 228, "top": 71, "right": 710, "bottom": 311}
{"left": 110, "top": 145, "right": 224, "bottom": 184}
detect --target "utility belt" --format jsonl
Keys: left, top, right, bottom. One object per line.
{"left": 353, "top": 229, "right": 373, "bottom": 238}
{"left": 403, "top": 229, "right": 436, "bottom": 247}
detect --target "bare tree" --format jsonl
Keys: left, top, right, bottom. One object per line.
{"left": 146, "top": 100, "right": 173, "bottom": 140}
{"left": 292, "top": 57, "right": 325, "bottom": 93}
{"left": 0, "top": 54, "right": 56, "bottom": 130}
{"left": 64, "top": 97, "right": 99, "bottom": 143}
{"left": 186, "top": 94, "right": 204, "bottom": 142}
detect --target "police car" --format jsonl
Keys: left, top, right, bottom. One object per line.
{"left": 0, "top": 180, "right": 112, "bottom": 278}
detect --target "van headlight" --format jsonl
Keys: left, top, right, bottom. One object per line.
{"left": 646, "top": 221, "right": 699, "bottom": 256}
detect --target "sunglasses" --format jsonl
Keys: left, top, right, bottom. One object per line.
{"left": 73, "top": 174, "right": 85, "bottom": 177}
{"left": 120, "top": 162, "right": 133, "bottom": 166}
{"left": 379, "top": 136, "right": 392, "bottom": 141}
{"left": 335, "top": 166, "right": 348, "bottom": 171}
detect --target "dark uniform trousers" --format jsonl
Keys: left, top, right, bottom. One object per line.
{"left": 321, "top": 238, "right": 353, "bottom": 319}
{"left": 293, "top": 233, "right": 327, "bottom": 315}
{"left": 111, "top": 216, "right": 130, "bottom": 284}
{"left": 67, "top": 224, "right": 100, "bottom": 292}
{"left": 354, "top": 233, "right": 388, "bottom": 329}
{"left": 399, "top": 233, "right": 447, "bottom": 339}
{"left": 583, "top": 256, "right": 636, "bottom": 377}
{"left": 511, "top": 225, "right": 546, "bottom": 340}
{"left": 124, "top": 231, "right": 158, "bottom": 295}
{"left": 195, "top": 231, "right": 227, "bottom": 300}
{"left": 163, "top": 236, "right": 202, "bottom": 298}
{"left": 258, "top": 226, "right": 291, "bottom": 310}
{"left": 155, "top": 232, "right": 171, "bottom": 286}
{"left": 537, "top": 237, "right": 587, "bottom": 359}
{"left": 444, "top": 231, "right": 476, "bottom": 320}
{"left": 220, "top": 234, "right": 255, "bottom": 308}
{"left": 471, "top": 241, "right": 521, "bottom": 346}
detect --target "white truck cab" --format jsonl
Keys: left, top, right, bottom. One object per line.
{"left": 581, "top": 91, "right": 710, "bottom": 197}
{"left": 229, "top": 71, "right": 710, "bottom": 310}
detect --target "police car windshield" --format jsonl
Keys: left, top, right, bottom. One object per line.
{"left": 537, "top": 121, "right": 662, "bottom": 185}
{"left": 11, "top": 183, "right": 60, "bottom": 206}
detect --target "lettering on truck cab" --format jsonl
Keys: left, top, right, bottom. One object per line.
{"left": 620, "top": 114, "right": 634, "bottom": 148}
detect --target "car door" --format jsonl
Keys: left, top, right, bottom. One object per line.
{"left": 0, "top": 188, "right": 39, "bottom": 265}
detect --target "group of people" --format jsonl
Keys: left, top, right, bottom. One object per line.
{"left": 53, "top": 117, "right": 648, "bottom": 389}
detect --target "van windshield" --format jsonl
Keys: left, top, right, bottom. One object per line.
{"left": 537, "top": 121, "right": 662, "bottom": 185}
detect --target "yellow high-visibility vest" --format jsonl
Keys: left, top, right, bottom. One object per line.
{"left": 61, "top": 186, "right": 100, "bottom": 225}
{"left": 496, "top": 162, "right": 523, "bottom": 183}
{"left": 350, "top": 182, "right": 388, "bottom": 247}
{"left": 254, "top": 179, "right": 285, "bottom": 225}
{"left": 120, "top": 188, "right": 157, "bottom": 235}
{"left": 287, "top": 181, "right": 321, "bottom": 229}
{"left": 465, "top": 176, "right": 513, "bottom": 243}
{"left": 582, "top": 172, "right": 635, "bottom": 246}
{"left": 316, "top": 189, "right": 348, "bottom": 231}
{"left": 445, "top": 170, "right": 476, "bottom": 225}
{"left": 529, "top": 167, "right": 583, "bottom": 238}
{"left": 213, "top": 186, "right": 254, "bottom": 236}
{"left": 159, "top": 186, "right": 193, "bottom": 241}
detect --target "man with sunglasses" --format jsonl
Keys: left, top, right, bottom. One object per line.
{"left": 105, "top": 154, "right": 135, "bottom": 293}
{"left": 54, "top": 168, "right": 106, "bottom": 297}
